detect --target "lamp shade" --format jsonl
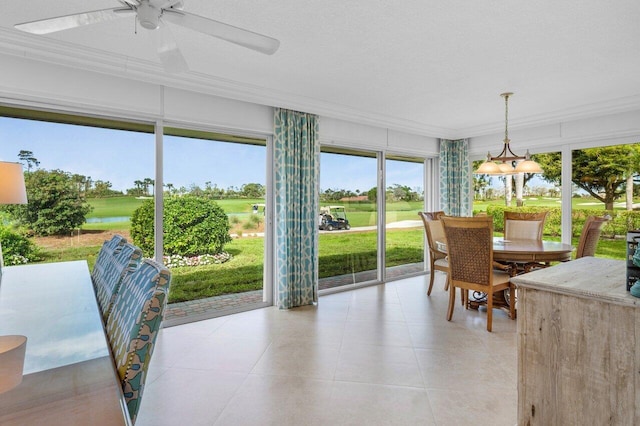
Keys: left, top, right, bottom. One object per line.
{"left": 0, "top": 335, "right": 27, "bottom": 394}
{"left": 0, "top": 162, "right": 27, "bottom": 205}
{"left": 475, "top": 160, "right": 502, "bottom": 175}
{"left": 515, "top": 159, "right": 544, "bottom": 174}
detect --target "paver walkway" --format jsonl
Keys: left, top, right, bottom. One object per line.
{"left": 164, "top": 262, "right": 425, "bottom": 325}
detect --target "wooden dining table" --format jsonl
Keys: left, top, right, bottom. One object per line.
{"left": 490, "top": 238, "right": 574, "bottom": 264}
{"left": 436, "top": 237, "right": 574, "bottom": 265}
{"left": 435, "top": 237, "right": 574, "bottom": 312}
{"left": 0, "top": 261, "right": 130, "bottom": 425}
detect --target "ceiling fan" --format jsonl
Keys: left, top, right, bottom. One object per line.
{"left": 14, "top": 0, "right": 280, "bottom": 73}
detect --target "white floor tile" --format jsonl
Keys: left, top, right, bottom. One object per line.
{"left": 137, "top": 275, "right": 517, "bottom": 425}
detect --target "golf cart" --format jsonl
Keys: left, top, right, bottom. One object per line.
{"left": 319, "top": 206, "right": 350, "bottom": 231}
{"left": 252, "top": 203, "right": 265, "bottom": 215}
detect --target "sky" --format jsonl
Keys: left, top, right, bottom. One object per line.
{"left": 0, "top": 116, "right": 424, "bottom": 193}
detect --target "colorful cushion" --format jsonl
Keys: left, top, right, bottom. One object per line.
{"left": 92, "top": 242, "right": 143, "bottom": 320}
{"left": 105, "top": 258, "right": 171, "bottom": 424}
{"left": 91, "top": 235, "right": 127, "bottom": 293}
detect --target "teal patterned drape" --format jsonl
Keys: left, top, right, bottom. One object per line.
{"left": 274, "top": 108, "right": 319, "bottom": 309}
{"left": 439, "top": 139, "right": 471, "bottom": 216}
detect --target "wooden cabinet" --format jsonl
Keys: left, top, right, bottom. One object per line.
{"left": 512, "top": 257, "right": 639, "bottom": 425}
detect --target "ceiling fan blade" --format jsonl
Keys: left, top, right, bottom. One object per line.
{"left": 14, "top": 8, "right": 133, "bottom": 35}
{"left": 156, "top": 23, "right": 188, "bottom": 73}
{"left": 162, "top": 10, "right": 279, "bottom": 55}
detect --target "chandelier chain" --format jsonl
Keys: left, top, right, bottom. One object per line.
{"left": 504, "top": 93, "right": 509, "bottom": 142}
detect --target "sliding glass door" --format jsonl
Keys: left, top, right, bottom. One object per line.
{"left": 162, "top": 128, "right": 270, "bottom": 321}
{"left": 319, "top": 148, "right": 378, "bottom": 290}
{"left": 384, "top": 155, "right": 425, "bottom": 279}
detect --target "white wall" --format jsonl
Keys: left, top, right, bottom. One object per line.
{"left": 6, "top": 51, "right": 636, "bottom": 162}
{"left": 0, "top": 53, "right": 439, "bottom": 155}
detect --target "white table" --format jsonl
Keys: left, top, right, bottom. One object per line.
{"left": 0, "top": 261, "right": 130, "bottom": 425}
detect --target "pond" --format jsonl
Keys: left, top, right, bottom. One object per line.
{"left": 85, "top": 216, "right": 131, "bottom": 223}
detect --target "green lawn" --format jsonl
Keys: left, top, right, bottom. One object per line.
{"left": 38, "top": 194, "right": 630, "bottom": 304}
{"left": 86, "top": 196, "right": 147, "bottom": 218}
{"left": 169, "top": 228, "right": 424, "bottom": 303}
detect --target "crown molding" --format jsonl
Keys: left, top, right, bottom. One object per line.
{"left": 0, "top": 28, "right": 455, "bottom": 139}
{"left": 5, "top": 28, "right": 640, "bottom": 141}
{"left": 454, "top": 94, "right": 640, "bottom": 139}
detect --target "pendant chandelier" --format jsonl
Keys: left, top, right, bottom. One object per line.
{"left": 474, "top": 92, "right": 543, "bottom": 175}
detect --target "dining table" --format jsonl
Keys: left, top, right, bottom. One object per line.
{"left": 0, "top": 261, "right": 131, "bottom": 425}
{"left": 436, "top": 237, "right": 574, "bottom": 265}
{"left": 435, "top": 237, "right": 574, "bottom": 312}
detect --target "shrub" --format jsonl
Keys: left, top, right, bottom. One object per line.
{"left": 485, "top": 205, "right": 640, "bottom": 238}
{"left": 130, "top": 196, "right": 232, "bottom": 257}
{"left": 242, "top": 214, "right": 262, "bottom": 230}
{"left": 0, "top": 226, "right": 40, "bottom": 265}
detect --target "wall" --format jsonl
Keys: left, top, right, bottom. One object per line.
{"left": 0, "top": 53, "right": 439, "bottom": 155}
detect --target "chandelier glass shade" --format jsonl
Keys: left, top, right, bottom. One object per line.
{"left": 474, "top": 93, "right": 543, "bottom": 175}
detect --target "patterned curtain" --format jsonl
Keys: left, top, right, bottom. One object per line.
{"left": 439, "top": 139, "right": 471, "bottom": 216}
{"left": 274, "top": 108, "right": 319, "bottom": 309}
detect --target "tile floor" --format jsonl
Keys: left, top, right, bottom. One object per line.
{"left": 137, "top": 273, "right": 517, "bottom": 425}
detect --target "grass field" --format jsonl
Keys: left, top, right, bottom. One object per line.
{"left": 86, "top": 196, "right": 147, "bottom": 218}
{"left": 37, "top": 194, "right": 631, "bottom": 304}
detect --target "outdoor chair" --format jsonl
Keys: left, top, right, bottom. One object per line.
{"left": 441, "top": 216, "right": 515, "bottom": 332}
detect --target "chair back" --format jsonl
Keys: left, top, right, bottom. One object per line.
{"left": 441, "top": 216, "right": 494, "bottom": 287}
{"left": 575, "top": 216, "right": 609, "bottom": 258}
{"left": 92, "top": 242, "right": 143, "bottom": 320}
{"left": 93, "top": 235, "right": 127, "bottom": 270}
{"left": 504, "top": 211, "right": 548, "bottom": 240}
{"left": 418, "top": 212, "right": 446, "bottom": 255}
{"left": 105, "top": 258, "right": 171, "bottom": 424}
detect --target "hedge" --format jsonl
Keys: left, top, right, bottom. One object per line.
{"left": 480, "top": 205, "right": 640, "bottom": 238}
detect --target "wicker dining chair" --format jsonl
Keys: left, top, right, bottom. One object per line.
{"left": 504, "top": 211, "right": 549, "bottom": 241}
{"left": 504, "top": 211, "right": 550, "bottom": 272}
{"left": 441, "top": 216, "right": 515, "bottom": 332}
{"left": 418, "top": 211, "right": 449, "bottom": 295}
{"left": 575, "top": 215, "right": 609, "bottom": 259}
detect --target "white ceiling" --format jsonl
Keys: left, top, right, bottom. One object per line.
{"left": 2, "top": 0, "right": 640, "bottom": 138}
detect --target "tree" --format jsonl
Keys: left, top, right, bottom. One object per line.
{"left": 164, "top": 183, "right": 175, "bottom": 195}
{"left": 240, "top": 183, "right": 266, "bottom": 198}
{"left": 142, "top": 177, "right": 155, "bottom": 196}
{"left": 127, "top": 180, "right": 145, "bottom": 196}
{"left": 90, "top": 180, "right": 120, "bottom": 197}
{"left": 367, "top": 187, "right": 377, "bottom": 202}
{"left": 8, "top": 169, "right": 92, "bottom": 236}
{"left": 18, "top": 150, "right": 40, "bottom": 171}
{"left": 535, "top": 145, "right": 640, "bottom": 210}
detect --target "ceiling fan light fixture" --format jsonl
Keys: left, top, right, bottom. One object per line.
{"left": 137, "top": 1, "right": 161, "bottom": 30}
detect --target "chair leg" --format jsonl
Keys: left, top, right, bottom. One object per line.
{"left": 443, "top": 273, "right": 449, "bottom": 291}
{"left": 447, "top": 284, "right": 455, "bottom": 321}
{"left": 486, "top": 291, "right": 493, "bottom": 332}
{"left": 460, "top": 288, "right": 466, "bottom": 306}
{"left": 427, "top": 259, "right": 435, "bottom": 296}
